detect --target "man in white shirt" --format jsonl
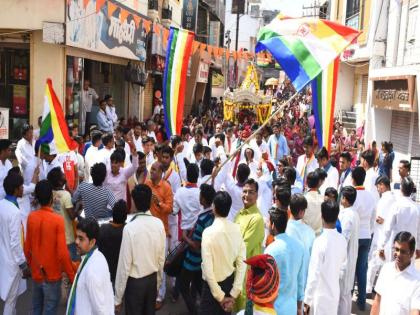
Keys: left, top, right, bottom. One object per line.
{"left": 351, "top": 166, "right": 376, "bottom": 311}
{"left": 104, "top": 94, "right": 118, "bottom": 127}
{"left": 99, "top": 133, "right": 115, "bottom": 169}
{"left": 303, "top": 200, "right": 347, "bottom": 315}
{"left": 115, "top": 184, "right": 166, "bottom": 315}
{"left": 316, "top": 147, "right": 339, "bottom": 195}
{"left": 380, "top": 177, "right": 420, "bottom": 262}
{"left": 81, "top": 79, "right": 99, "bottom": 135}
{"left": 97, "top": 99, "right": 114, "bottom": 134}
{"left": 303, "top": 171, "right": 324, "bottom": 236}
{"left": 249, "top": 132, "right": 269, "bottom": 162}
{"left": 84, "top": 131, "right": 104, "bottom": 182}
{"left": 224, "top": 127, "right": 236, "bottom": 156}
{"left": 0, "top": 139, "right": 13, "bottom": 199}
{"left": 15, "top": 124, "right": 37, "bottom": 185}
{"left": 338, "top": 186, "right": 360, "bottom": 315}
{"left": 371, "top": 232, "right": 420, "bottom": 315}
{"left": 173, "top": 164, "right": 201, "bottom": 232}
{"left": 361, "top": 149, "right": 380, "bottom": 203}
{"left": 39, "top": 145, "right": 64, "bottom": 181}
{"left": 296, "top": 136, "right": 319, "bottom": 188}
{"left": 66, "top": 218, "right": 114, "bottom": 315}
{"left": 132, "top": 122, "right": 144, "bottom": 152}
{"left": 392, "top": 160, "right": 417, "bottom": 201}
{"left": 338, "top": 151, "right": 353, "bottom": 193}
{"left": 142, "top": 137, "right": 155, "bottom": 169}
{"left": 367, "top": 176, "right": 396, "bottom": 296}
{"left": 200, "top": 191, "right": 247, "bottom": 314}
{"left": 146, "top": 120, "right": 157, "bottom": 142}
{"left": 188, "top": 129, "right": 208, "bottom": 161}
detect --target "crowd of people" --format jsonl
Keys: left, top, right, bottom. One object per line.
{"left": 0, "top": 87, "right": 419, "bottom": 315}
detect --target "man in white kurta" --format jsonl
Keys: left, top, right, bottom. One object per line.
{"left": 0, "top": 175, "right": 28, "bottom": 315}
{"left": 15, "top": 126, "right": 37, "bottom": 185}
{"left": 0, "top": 139, "right": 13, "bottom": 199}
{"left": 366, "top": 176, "right": 396, "bottom": 295}
{"left": 304, "top": 200, "right": 347, "bottom": 315}
{"left": 338, "top": 187, "right": 360, "bottom": 315}
{"left": 66, "top": 219, "right": 114, "bottom": 315}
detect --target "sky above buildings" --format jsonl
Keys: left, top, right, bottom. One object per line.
{"left": 261, "top": 0, "right": 312, "bottom": 17}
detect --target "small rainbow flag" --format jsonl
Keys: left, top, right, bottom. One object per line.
{"left": 36, "top": 79, "right": 78, "bottom": 154}
{"left": 163, "top": 27, "right": 194, "bottom": 137}
{"left": 256, "top": 15, "right": 360, "bottom": 92}
{"left": 311, "top": 57, "right": 340, "bottom": 151}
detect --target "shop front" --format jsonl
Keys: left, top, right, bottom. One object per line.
{"left": 65, "top": 0, "right": 152, "bottom": 134}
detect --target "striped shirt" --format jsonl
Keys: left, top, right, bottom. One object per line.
{"left": 183, "top": 208, "right": 214, "bottom": 271}
{"left": 72, "top": 182, "right": 116, "bottom": 219}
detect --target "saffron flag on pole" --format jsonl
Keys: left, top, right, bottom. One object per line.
{"left": 255, "top": 15, "right": 360, "bottom": 92}
{"left": 163, "top": 27, "right": 195, "bottom": 137}
{"left": 36, "top": 79, "right": 78, "bottom": 154}
{"left": 311, "top": 57, "right": 340, "bottom": 151}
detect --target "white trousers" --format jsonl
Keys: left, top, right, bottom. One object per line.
{"left": 3, "top": 273, "right": 22, "bottom": 315}
{"left": 366, "top": 252, "right": 384, "bottom": 294}
{"left": 338, "top": 291, "right": 352, "bottom": 315}
{"left": 157, "top": 237, "right": 170, "bottom": 302}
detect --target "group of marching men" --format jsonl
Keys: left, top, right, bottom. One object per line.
{"left": 0, "top": 118, "right": 419, "bottom": 315}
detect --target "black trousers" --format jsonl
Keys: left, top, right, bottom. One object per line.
{"left": 84, "top": 111, "right": 91, "bottom": 136}
{"left": 125, "top": 273, "right": 157, "bottom": 315}
{"left": 178, "top": 267, "right": 203, "bottom": 315}
{"left": 199, "top": 273, "right": 234, "bottom": 315}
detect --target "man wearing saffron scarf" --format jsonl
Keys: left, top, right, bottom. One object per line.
{"left": 66, "top": 218, "right": 113, "bottom": 315}
{"left": 237, "top": 254, "right": 280, "bottom": 315}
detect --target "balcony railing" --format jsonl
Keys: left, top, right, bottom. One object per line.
{"left": 345, "top": 12, "right": 359, "bottom": 29}
{"left": 148, "top": 0, "right": 158, "bottom": 11}
{"left": 162, "top": 7, "right": 172, "bottom": 20}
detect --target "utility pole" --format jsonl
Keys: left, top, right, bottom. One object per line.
{"left": 234, "top": 9, "right": 240, "bottom": 87}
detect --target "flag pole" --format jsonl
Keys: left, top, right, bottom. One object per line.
{"left": 205, "top": 89, "right": 301, "bottom": 183}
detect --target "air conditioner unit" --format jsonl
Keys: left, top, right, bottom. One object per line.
{"left": 250, "top": 4, "right": 260, "bottom": 18}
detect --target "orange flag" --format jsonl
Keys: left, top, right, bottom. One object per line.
{"left": 96, "top": 0, "right": 106, "bottom": 12}
{"left": 143, "top": 19, "right": 152, "bottom": 33}
{"left": 133, "top": 15, "right": 141, "bottom": 29}
{"left": 192, "top": 41, "right": 200, "bottom": 54}
{"left": 120, "top": 8, "right": 130, "bottom": 23}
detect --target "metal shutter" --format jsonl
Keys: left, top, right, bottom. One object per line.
{"left": 390, "top": 110, "right": 411, "bottom": 155}
{"left": 412, "top": 114, "right": 420, "bottom": 157}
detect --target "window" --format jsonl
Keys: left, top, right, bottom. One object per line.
{"left": 346, "top": 0, "right": 360, "bottom": 29}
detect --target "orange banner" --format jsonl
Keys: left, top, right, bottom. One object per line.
{"left": 143, "top": 19, "right": 151, "bottom": 33}
{"left": 192, "top": 41, "right": 200, "bottom": 54}
{"left": 120, "top": 7, "right": 130, "bottom": 23}
{"left": 96, "top": 0, "right": 106, "bottom": 12}
{"left": 133, "top": 15, "right": 141, "bottom": 28}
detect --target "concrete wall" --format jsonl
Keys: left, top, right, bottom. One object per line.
{"left": 335, "top": 62, "right": 354, "bottom": 113}
{"left": 169, "top": 0, "right": 182, "bottom": 27}
{"left": 121, "top": 0, "right": 148, "bottom": 16}
{"left": 30, "top": 30, "right": 65, "bottom": 127}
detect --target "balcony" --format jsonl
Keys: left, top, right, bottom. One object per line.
{"left": 162, "top": 7, "right": 172, "bottom": 28}
{"left": 345, "top": 12, "right": 359, "bottom": 30}
{"left": 148, "top": 0, "right": 158, "bottom": 11}
{"left": 148, "top": 0, "right": 159, "bottom": 21}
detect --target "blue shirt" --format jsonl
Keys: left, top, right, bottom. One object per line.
{"left": 268, "top": 134, "right": 289, "bottom": 163}
{"left": 265, "top": 233, "right": 305, "bottom": 315}
{"left": 286, "top": 220, "right": 315, "bottom": 288}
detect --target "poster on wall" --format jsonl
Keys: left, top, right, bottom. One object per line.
{"left": 197, "top": 62, "right": 209, "bottom": 83}
{"left": 0, "top": 108, "right": 9, "bottom": 139}
{"left": 12, "top": 85, "right": 27, "bottom": 115}
{"left": 182, "top": 0, "right": 198, "bottom": 31}
{"left": 66, "top": 0, "right": 150, "bottom": 61}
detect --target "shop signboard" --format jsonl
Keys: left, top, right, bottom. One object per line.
{"left": 209, "top": 21, "right": 221, "bottom": 46}
{"left": 372, "top": 75, "right": 416, "bottom": 112}
{"left": 182, "top": 0, "right": 198, "bottom": 31}
{"left": 197, "top": 62, "right": 209, "bottom": 83}
{"left": 66, "top": 0, "right": 150, "bottom": 61}
{"left": 0, "top": 108, "right": 9, "bottom": 139}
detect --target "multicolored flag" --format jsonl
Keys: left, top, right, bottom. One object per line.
{"left": 256, "top": 15, "right": 360, "bottom": 92}
{"left": 311, "top": 57, "right": 340, "bottom": 151}
{"left": 163, "top": 27, "right": 195, "bottom": 137}
{"left": 36, "top": 79, "right": 78, "bottom": 154}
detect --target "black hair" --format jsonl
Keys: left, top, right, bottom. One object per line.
{"left": 161, "top": 145, "right": 174, "bottom": 158}
{"left": 351, "top": 167, "right": 366, "bottom": 186}
{"left": 306, "top": 171, "right": 319, "bottom": 189}
{"left": 375, "top": 175, "right": 391, "bottom": 188}
{"left": 34, "top": 180, "right": 53, "bottom": 206}
{"left": 289, "top": 193, "right": 308, "bottom": 218}
{"left": 91, "top": 131, "right": 103, "bottom": 145}
{"left": 315, "top": 168, "right": 328, "bottom": 181}
{"left": 47, "top": 167, "right": 64, "bottom": 188}
{"left": 7, "top": 166, "right": 21, "bottom": 176}
{"left": 104, "top": 94, "right": 112, "bottom": 101}
{"left": 275, "top": 188, "right": 291, "bottom": 208}
{"left": 361, "top": 150, "right": 375, "bottom": 167}
{"left": 142, "top": 136, "right": 154, "bottom": 145}
{"left": 91, "top": 163, "right": 107, "bottom": 186}
{"left": 77, "top": 217, "right": 100, "bottom": 241}
{"left": 203, "top": 146, "right": 212, "bottom": 155}
{"left": 278, "top": 158, "right": 289, "bottom": 167}
{"left": 399, "top": 160, "right": 411, "bottom": 172}
{"left": 193, "top": 143, "right": 203, "bottom": 154}
{"left": 394, "top": 231, "right": 416, "bottom": 253}
{"left": 317, "top": 147, "right": 329, "bottom": 160}
{"left": 102, "top": 133, "right": 114, "bottom": 146}
{"left": 137, "top": 151, "right": 146, "bottom": 160}
{"left": 283, "top": 166, "right": 296, "bottom": 185}
{"left": 0, "top": 139, "right": 12, "bottom": 152}
{"left": 200, "top": 184, "right": 216, "bottom": 207}
{"left": 244, "top": 178, "right": 259, "bottom": 193}
{"left": 340, "top": 151, "right": 352, "bottom": 163}
{"left": 215, "top": 133, "right": 225, "bottom": 143}
{"left": 181, "top": 126, "right": 190, "bottom": 136}
{"left": 131, "top": 184, "right": 152, "bottom": 212}
{"left": 115, "top": 125, "right": 123, "bottom": 133}
{"left": 170, "top": 135, "right": 182, "bottom": 148}
{"left": 112, "top": 199, "right": 128, "bottom": 224}
{"left": 22, "top": 124, "right": 33, "bottom": 137}
{"left": 269, "top": 207, "right": 288, "bottom": 234}
{"left": 3, "top": 172, "right": 23, "bottom": 196}
{"left": 194, "top": 129, "right": 204, "bottom": 137}
{"left": 341, "top": 186, "right": 357, "bottom": 206}
{"left": 324, "top": 187, "right": 338, "bottom": 201}
{"left": 110, "top": 149, "right": 125, "bottom": 164}
{"left": 321, "top": 200, "right": 340, "bottom": 224}
{"left": 237, "top": 163, "right": 251, "bottom": 183}
{"left": 187, "top": 163, "right": 199, "bottom": 183}
{"left": 401, "top": 177, "right": 415, "bottom": 197}
{"left": 115, "top": 139, "right": 125, "bottom": 150}
{"left": 200, "top": 159, "right": 215, "bottom": 177}
{"left": 303, "top": 136, "right": 314, "bottom": 147}
{"left": 213, "top": 191, "right": 232, "bottom": 217}
{"left": 122, "top": 127, "right": 131, "bottom": 135}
